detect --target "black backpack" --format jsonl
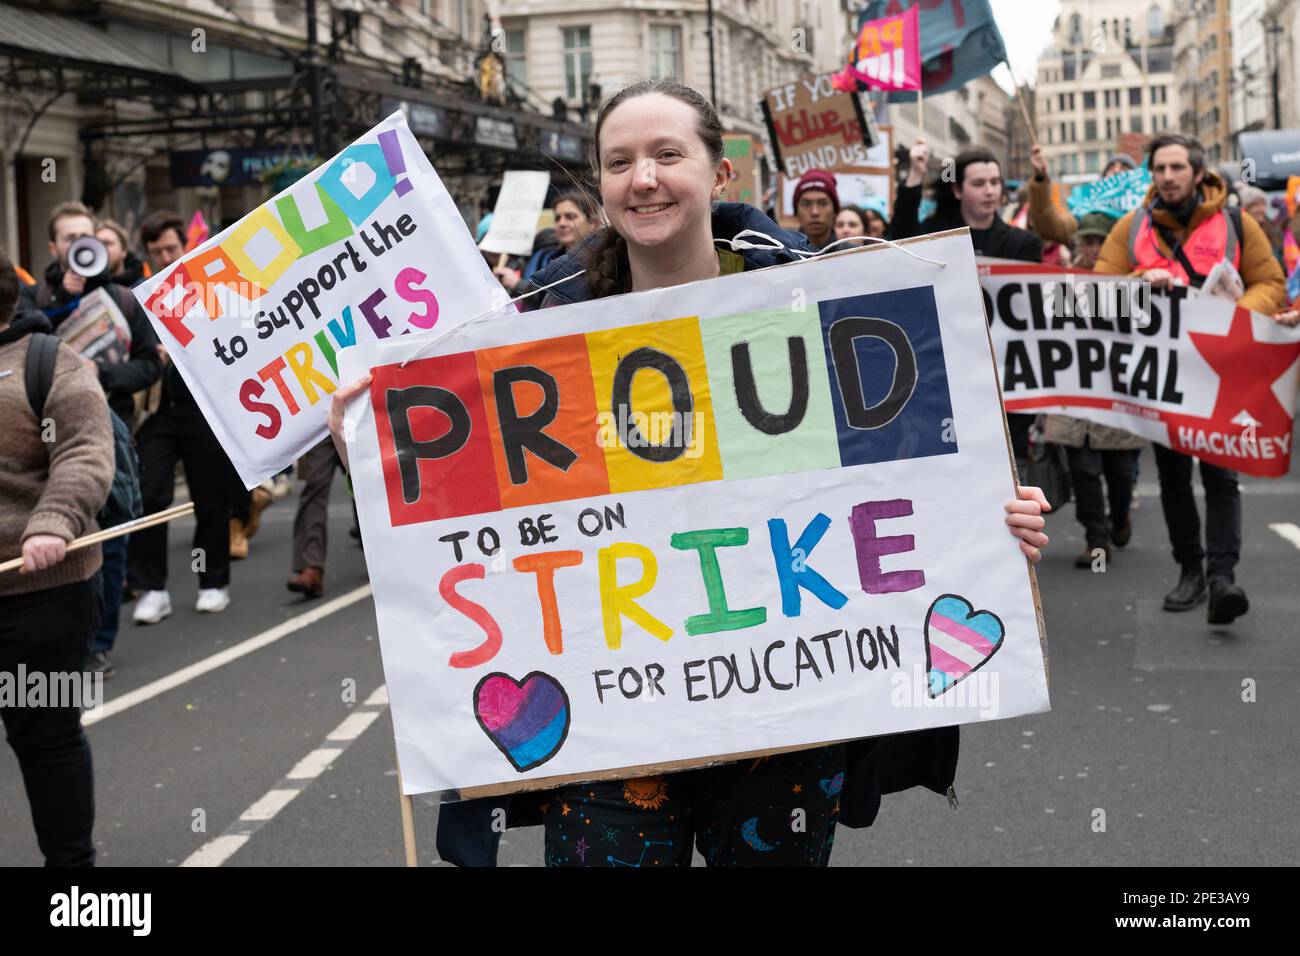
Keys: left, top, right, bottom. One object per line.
{"left": 25, "top": 332, "right": 143, "bottom": 529}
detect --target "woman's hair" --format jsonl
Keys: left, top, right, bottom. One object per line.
{"left": 584, "top": 80, "right": 725, "bottom": 298}
{"left": 931, "top": 147, "right": 1001, "bottom": 226}
{"left": 553, "top": 190, "right": 601, "bottom": 223}
{"left": 836, "top": 205, "right": 868, "bottom": 233}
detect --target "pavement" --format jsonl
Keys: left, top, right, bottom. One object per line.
{"left": 1, "top": 443, "right": 1297, "bottom": 867}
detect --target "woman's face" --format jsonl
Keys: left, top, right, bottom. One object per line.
{"left": 598, "top": 93, "right": 727, "bottom": 253}
{"left": 553, "top": 200, "right": 592, "bottom": 249}
{"left": 834, "top": 209, "right": 866, "bottom": 241}
{"left": 96, "top": 228, "right": 126, "bottom": 273}
{"left": 864, "top": 212, "right": 887, "bottom": 238}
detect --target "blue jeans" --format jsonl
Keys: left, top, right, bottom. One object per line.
{"left": 92, "top": 535, "right": 128, "bottom": 653}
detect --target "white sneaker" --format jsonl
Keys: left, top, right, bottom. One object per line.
{"left": 195, "top": 587, "right": 230, "bottom": 613}
{"left": 134, "top": 590, "right": 172, "bottom": 625}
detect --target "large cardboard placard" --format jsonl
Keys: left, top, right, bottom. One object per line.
{"left": 980, "top": 260, "right": 1300, "bottom": 477}
{"left": 478, "top": 170, "right": 552, "bottom": 257}
{"left": 133, "top": 112, "right": 508, "bottom": 488}
{"left": 340, "top": 232, "right": 1050, "bottom": 796}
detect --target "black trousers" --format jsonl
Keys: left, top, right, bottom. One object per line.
{"left": 1066, "top": 443, "right": 1139, "bottom": 549}
{"left": 127, "top": 405, "right": 232, "bottom": 591}
{"left": 542, "top": 745, "right": 846, "bottom": 867}
{"left": 0, "top": 580, "right": 98, "bottom": 866}
{"left": 1152, "top": 443, "right": 1242, "bottom": 580}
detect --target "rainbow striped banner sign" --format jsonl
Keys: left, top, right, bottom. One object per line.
{"left": 341, "top": 231, "right": 1051, "bottom": 796}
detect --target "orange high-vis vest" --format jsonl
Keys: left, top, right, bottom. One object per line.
{"left": 1128, "top": 205, "right": 1240, "bottom": 286}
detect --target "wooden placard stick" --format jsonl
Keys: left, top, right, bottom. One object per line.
{"left": 0, "top": 502, "right": 196, "bottom": 575}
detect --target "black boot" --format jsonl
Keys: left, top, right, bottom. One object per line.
{"left": 1163, "top": 565, "right": 1206, "bottom": 611}
{"left": 1207, "top": 577, "right": 1249, "bottom": 625}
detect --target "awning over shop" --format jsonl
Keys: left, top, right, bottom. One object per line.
{"left": 0, "top": 2, "right": 197, "bottom": 92}
{"left": 1238, "top": 130, "right": 1300, "bottom": 189}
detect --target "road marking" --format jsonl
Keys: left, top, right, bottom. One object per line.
{"left": 182, "top": 686, "right": 388, "bottom": 867}
{"left": 1270, "top": 522, "right": 1300, "bottom": 549}
{"left": 287, "top": 748, "right": 344, "bottom": 780}
{"left": 85, "top": 584, "right": 373, "bottom": 727}
{"left": 327, "top": 711, "right": 381, "bottom": 741}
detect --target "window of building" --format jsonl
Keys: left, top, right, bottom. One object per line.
{"left": 1129, "top": 87, "right": 1142, "bottom": 106}
{"left": 1085, "top": 119, "right": 1097, "bottom": 140}
{"left": 1124, "top": 18, "right": 1133, "bottom": 46}
{"left": 1086, "top": 151, "right": 1099, "bottom": 173}
{"left": 1148, "top": 5, "right": 1164, "bottom": 38}
{"left": 648, "top": 25, "right": 681, "bottom": 81}
{"left": 1130, "top": 115, "right": 1143, "bottom": 133}
{"left": 1084, "top": 91, "right": 1096, "bottom": 110}
{"left": 504, "top": 29, "right": 527, "bottom": 97}
{"left": 563, "top": 26, "right": 592, "bottom": 100}
{"left": 1059, "top": 93, "right": 1067, "bottom": 112}
{"left": 1102, "top": 64, "right": 1121, "bottom": 79}
{"left": 1069, "top": 13, "right": 1083, "bottom": 45}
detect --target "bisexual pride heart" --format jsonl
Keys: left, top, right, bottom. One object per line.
{"left": 473, "top": 671, "right": 571, "bottom": 772}
{"left": 924, "top": 594, "right": 1005, "bottom": 698}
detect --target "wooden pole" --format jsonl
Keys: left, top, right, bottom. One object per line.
{"left": 1003, "top": 59, "right": 1040, "bottom": 149}
{"left": 917, "top": 87, "right": 924, "bottom": 136}
{"left": 0, "top": 502, "right": 196, "bottom": 575}
{"left": 395, "top": 753, "right": 419, "bottom": 867}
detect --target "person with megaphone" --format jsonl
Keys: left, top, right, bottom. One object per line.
{"left": 22, "top": 201, "right": 161, "bottom": 426}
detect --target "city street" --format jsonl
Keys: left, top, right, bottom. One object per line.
{"left": 2, "top": 444, "right": 1296, "bottom": 867}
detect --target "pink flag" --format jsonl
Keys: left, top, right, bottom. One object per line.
{"left": 831, "top": 6, "right": 922, "bottom": 93}
{"left": 184, "top": 210, "right": 210, "bottom": 252}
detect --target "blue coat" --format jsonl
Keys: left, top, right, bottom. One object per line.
{"left": 434, "top": 202, "right": 959, "bottom": 866}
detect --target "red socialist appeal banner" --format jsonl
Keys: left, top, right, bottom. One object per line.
{"left": 979, "top": 261, "right": 1300, "bottom": 478}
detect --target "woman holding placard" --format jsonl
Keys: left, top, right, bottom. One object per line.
{"left": 328, "top": 80, "right": 1052, "bottom": 867}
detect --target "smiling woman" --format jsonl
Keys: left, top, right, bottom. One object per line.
{"left": 327, "top": 78, "right": 1052, "bottom": 870}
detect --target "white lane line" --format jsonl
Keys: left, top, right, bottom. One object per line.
{"left": 182, "top": 835, "right": 249, "bottom": 867}
{"left": 287, "top": 747, "right": 344, "bottom": 780}
{"left": 327, "top": 711, "right": 381, "bottom": 741}
{"left": 1269, "top": 522, "right": 1300, "bottom": 549}
{"left": 182, "top": 687, "right": 388, "bottom": 867}
{"left": 241, "top": 789, "right": 299, "bottom": 822}
{"left": 85, "top": 584, "right": 373, "bottom": 727}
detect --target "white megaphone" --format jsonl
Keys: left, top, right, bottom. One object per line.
{"left": 67, "top": 235, "right": 110, "bottom": 278}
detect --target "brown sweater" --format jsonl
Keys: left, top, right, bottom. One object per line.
{"left": 0, "top": 314, "right": 115, "bottom": 597}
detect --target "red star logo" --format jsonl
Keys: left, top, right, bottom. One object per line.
{"left": 1188, "top": 307, "right": 1300, "bottom": 428}
{"left": 1160, "top": 307, "right": 1300, "bottom": 476}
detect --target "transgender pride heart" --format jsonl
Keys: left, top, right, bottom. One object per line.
{"left": 924, "top": 594, "right": 1005, "bottom": 698}
{"left": 473, "top": 671, "right": 571, "bottom": 772}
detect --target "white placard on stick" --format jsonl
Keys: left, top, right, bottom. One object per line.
{"left": 133, "top": 112, "right": 508, "bottom": 489}
{"left": 478, "top": 170, "right": 552, "bottom": 257}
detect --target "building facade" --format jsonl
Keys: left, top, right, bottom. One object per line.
{"left": 1261, "top": 0, "right": 1300, "bottom": 131}
{"left": 0, "top": 0, "right": 590, "bottom": 274}
{"left": 1170, "top": 0, "right": 1233, "bottom": 165}
{"left": 1035, "top": 0, "right": 1178, "bottom": 184}
{"left": 1230, "top": 0, "right": 1271, "bottom": 147}
{"left": 494, "top": 0, "right": 851, "bottom": 141}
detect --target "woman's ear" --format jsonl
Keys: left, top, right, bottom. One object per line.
{"left": 714, "top": 158, "right": 734, "bottom": 199}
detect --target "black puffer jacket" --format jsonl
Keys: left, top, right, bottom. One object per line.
{"left": 434, "top": 201, "right": 959, "bottom": 867}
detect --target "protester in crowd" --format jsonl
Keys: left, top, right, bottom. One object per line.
{"left": 522, "top": 191, "right": 603, "bottom": 283}
{"left": 861, "top": 202, "right": 889, "bottom": 239}
{"left": 894, "top": 138, "right": 1042, "bottom": 470}
{"left": 833, "top": 204, "right": 869, "bottom": 247}
{"left": 25, "top": 201, "right": 161, "bottom": 425}
{"left": 127, "top": 211, "right": 233, "bottom": 623}
{"left": 1, "top": 248, "right": 114, "bottom": 866}
{"left": 1048, "top": 217, "right": 1146, "bottom": 554}
{"left": 893, "top": 139, "right": 1042, "bottom": 261}
{"left": 94, "top": 219, "right": 146, "bottom": 288}
{"left": 1236, "top": 185, "right": 1285, "bottom": 271}
{"left": 327, "top": 79, "right": 1053, "bottom": 869}
{"left": 1071, "top": 212, "right": 1117, "bottom": 270}
{"left": 25, "top": 204, "right": 159, "bottom": 677}
{"left": 284, "top": 439, "right": 345, "bottom": 599}
{"left": 792, "top": 169, "right": 838, "bottom": 250}
{"left": 1094, "top": 134, "right": 1287, "bottom": 623}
